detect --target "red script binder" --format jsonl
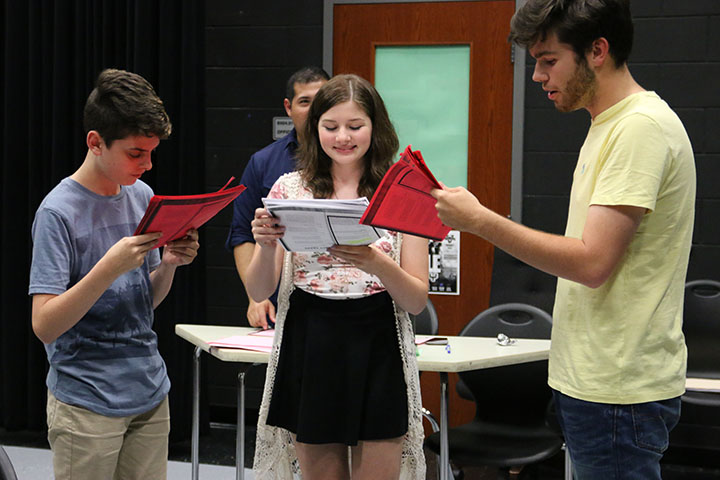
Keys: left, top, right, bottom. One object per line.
{"left": 360, "top": 145, "right": 450, "bottom": 241}
{"left": 134, "top": 177, "right": 246, "bottom": 248}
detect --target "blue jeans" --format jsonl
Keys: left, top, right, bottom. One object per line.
{"left": 552, "top": 390, "right": 681, "bottom": 480}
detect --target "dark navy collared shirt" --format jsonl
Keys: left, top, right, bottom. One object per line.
{"left": 226, "top": 129, "right": 299, "bottom": 310}
{"left": 226, "top": 129, "right": 299, "bottom": 250}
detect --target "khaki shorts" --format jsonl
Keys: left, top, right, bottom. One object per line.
{"left": 47, "top": 390, "right": 169, "bottom": 480}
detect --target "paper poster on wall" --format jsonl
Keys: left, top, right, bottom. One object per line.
{"left": 429, "top": 230, "right": 460, "bottom": 295}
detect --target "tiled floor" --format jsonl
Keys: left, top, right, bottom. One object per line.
{"left": 0, "top": 424, "right": 557, "bottom": 480}
{"left": 3, "top": 445, "right": 243, "bottom": 480}
{"left": 168, "top": 423, "right": 566, "bottom": 480}
{"left": 3, "top": 425, "right": 720, "bottom": 479}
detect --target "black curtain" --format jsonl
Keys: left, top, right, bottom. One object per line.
{"left": 1, "top": 0, "right": 206, "bottom": 443}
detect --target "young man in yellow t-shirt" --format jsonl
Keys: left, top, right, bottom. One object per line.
{"left": 431, "top": 0, "right": 695, "bottom": 478}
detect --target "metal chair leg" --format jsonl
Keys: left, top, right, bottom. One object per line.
{"left": 563, "top": 443, "right": 573, "bottom": 480}
{"left": 422, "top": 407, "right": 442, "bottom": 480}
{"left": 422, "top": 407, "right": 440, "bottom": 432}
{"left": 422, "top": 407, "right": 455, "bottom": 480}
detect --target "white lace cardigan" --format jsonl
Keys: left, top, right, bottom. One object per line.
{"left": 252, "top": 172, "right": 426, "bottom": 479}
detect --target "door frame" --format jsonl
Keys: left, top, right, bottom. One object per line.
{"left": 322, "top": 0, "right": 527, "bottom": 222}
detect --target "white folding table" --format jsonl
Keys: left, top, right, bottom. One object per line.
{"left": 175, "top": 324, "right": 551, "bottom": 480}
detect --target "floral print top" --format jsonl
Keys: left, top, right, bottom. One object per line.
{"left": 269, "top": 172, "right": 396, "bottom": 299}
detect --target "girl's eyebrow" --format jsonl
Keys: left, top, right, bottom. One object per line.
{"left": 321, "top": 118, "right": 365, "bottom": 122}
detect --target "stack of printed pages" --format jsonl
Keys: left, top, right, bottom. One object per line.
{"left": 262, "top": 197, "right": 385, "bottom": 252}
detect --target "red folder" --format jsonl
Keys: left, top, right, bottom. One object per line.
{"left": 134, "top": 177, "right": 246, "bottom": 248}
{"left": 360, "top": 145, "right": 451, "bottom": 241}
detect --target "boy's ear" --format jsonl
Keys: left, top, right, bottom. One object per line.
{"left": 86, "top": 130, "right": 104, "bottom": 154}
{"left": 589, "top": 37, "right": 610, "bottom": 67}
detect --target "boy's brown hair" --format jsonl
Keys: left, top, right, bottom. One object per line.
{"left": 83, "top": 68, "right": 171, "bottom": 146}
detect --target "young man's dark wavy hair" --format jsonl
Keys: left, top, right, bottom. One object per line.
{"left": 509, "top": 0, "right": 633, "bottom": 67}
{"left": 83, "top": 68, "right": 172, "bottom": 147}
{"left": 285, "top": 66, "right": 330, "bottom": 102}
{"left": 297, "top": 74, "right": 399, "bottom": 200}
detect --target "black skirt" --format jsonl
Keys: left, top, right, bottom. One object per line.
{"left": 266, "top": 288, "right": 408, "bottom": 445}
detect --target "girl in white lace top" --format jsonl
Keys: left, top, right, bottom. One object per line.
{"left": 246, "top": 74, "right": 428, "bottom": 480}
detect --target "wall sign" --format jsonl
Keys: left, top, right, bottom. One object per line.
{"left": 429, "top": 230, "right": 460, "bottom": 295}
{"left": 272, "top": 117, "right": 294, "bottom": 140}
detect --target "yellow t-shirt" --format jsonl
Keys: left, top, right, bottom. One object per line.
{"left": 548, "top": 91, "right": 696, "bottom": 404}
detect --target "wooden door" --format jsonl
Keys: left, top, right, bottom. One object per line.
{"left": 332, "top": 0, "right": 516, "bottom": 428}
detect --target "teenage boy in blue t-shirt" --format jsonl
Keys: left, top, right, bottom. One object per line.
{"left": 29, "top": 68, "right": 199, "bottom": 480}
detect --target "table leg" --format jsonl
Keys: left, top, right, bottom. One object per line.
{"left": 236, "top": 364, "right": 255, "bottom": 480}
{"left": 440, "top": 372, "right": 449, "bottom": 480}
{"left": 192, "top": 346, "right": 201, "bottom": 480}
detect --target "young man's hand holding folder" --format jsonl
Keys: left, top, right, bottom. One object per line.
{"left": 360, "top": 145, "right": 451, "bottom": 241}
{"left": 134, "top": 177, "right": 246, "bottom": 248}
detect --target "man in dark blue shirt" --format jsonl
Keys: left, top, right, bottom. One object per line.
{"left": 226, "top": 66, "right": 328, "bottom": 328}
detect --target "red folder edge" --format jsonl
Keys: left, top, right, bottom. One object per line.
{"left": 360, "top": 146, "right": 450, "bottom": 241}
{"left": 405, "top": 147, "right": 442, "bottom": 189}
{"left": 134, "top": 177, "right": 246, "bottom": 248}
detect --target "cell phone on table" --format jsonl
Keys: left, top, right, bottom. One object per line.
{"left": 425, "top": 337, "right": 449, "bottom": 345}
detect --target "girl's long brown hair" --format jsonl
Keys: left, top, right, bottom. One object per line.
{"left": 297, "top": 74, "right": 399, "bottom": 199}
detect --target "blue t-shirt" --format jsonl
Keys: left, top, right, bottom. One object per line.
{"left": 29, "top": 178, "right": 167, "bottom": 417}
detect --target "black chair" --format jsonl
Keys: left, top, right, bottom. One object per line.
{"left": 410, "top": 297, "right": 439, "bottom": 337}
{"left": 454, "top": 303, "right": 553, "bottom": 401}
{"left": 664, "top": 280, "right": 720, "bottom": 470}
{"left": 488, "top": 248, "right": 556, "bottom": 315}
{"left": 0, "top": 446, "right": 18, "bottom": 480}
{"left": 425, "top": 303, "right": 563, "bottom": 478}
{"left": 682, "top": 280, "right": 720, "bottom": 379}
